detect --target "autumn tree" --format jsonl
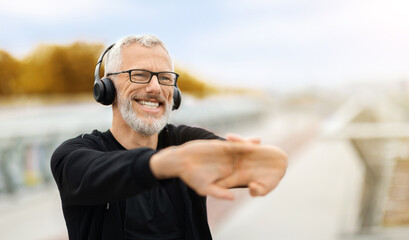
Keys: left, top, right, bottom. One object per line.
{"left": 175, "top": 67, "right": 219, "bottom": 98}
{"left": 15, "top": 42, "right": 104, "bottom": 95}
{"left": 0, "top": 50, "right": 21, "bottom": 95}
{"left": 0, "top": 42, "right": 220, "bottom": 98}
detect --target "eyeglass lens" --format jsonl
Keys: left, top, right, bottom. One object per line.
{"left": 130, "top": 70, "right": 176, "bottom": 85}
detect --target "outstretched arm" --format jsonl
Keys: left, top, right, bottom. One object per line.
{"left": 150, "top": 137, "right": 287, "bottom": 200}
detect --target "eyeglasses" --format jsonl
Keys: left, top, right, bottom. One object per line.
{"left": 107, "top": 69, "right": 179, "bottom": 86}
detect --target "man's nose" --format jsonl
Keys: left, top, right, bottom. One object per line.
{"left": 145, "top": 75, "right": 161, "bottom": 94}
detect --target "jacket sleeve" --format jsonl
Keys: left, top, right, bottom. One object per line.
{"left": 50, "top": 136, "right": 160, "bottom": 206}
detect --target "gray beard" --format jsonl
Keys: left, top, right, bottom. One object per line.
{"left": 118, "top": 94, "right": 172, "bottom": 136}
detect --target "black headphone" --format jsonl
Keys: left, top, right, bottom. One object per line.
{"left": 93, "top": 44, "right": 182, "bottom": 110}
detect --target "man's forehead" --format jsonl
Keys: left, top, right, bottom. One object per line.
{"left": 120, "top": 43, "right": 172, "bottom": 69}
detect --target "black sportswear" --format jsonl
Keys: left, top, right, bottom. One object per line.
{"left": 51, "top": 124, "right": 221, "bottom": 240}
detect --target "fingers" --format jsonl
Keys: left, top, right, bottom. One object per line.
{"left": 250, "top": 138, "right": 261, "bottom": 144}
{"left": 226, "top": 133, "right": 261, "bottom": 144}
{"left": 225, "top": 141, "right": 255, "bottom": 155}
{"left": 202, "top": 184, "right": 235, "bottom": 201}
{"left": 177, "top": 139, "right": 287, "bottom": 200}
{"left": 215, "top": 172, "right": 244, "bottom": 189}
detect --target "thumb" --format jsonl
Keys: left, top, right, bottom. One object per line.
{"left": 216, "top": 172, "right": 249, "bottom": 190}
{"left": 248, "top": 181, "right": 268, "bottom": 197}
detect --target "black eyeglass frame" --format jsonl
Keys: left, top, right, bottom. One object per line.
{"left": 106, "top": 69, "right": 179, "bottom": 86}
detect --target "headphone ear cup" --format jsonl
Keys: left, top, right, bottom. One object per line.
{"left": 93, "top": 81, "right": 104, "bottom": 103}
{"left": 93, "top": 78, "right": 116, "bottom": 105}
{"left": 101, "top": 78, "right": 116, "bottom": 105}
{"left": 172, "top": 87, "right": 182, "bottom": 110}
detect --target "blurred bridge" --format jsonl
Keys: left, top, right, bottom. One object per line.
{"left": 324, "top": 94, "right": 409, "bottom": 239}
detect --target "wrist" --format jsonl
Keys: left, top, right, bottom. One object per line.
{"left": 150, "top": 146, "right": 182, "bottom": 179}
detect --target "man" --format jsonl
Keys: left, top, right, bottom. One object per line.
{"left": 51, "top": 34, "right": 287, "bottom": 240}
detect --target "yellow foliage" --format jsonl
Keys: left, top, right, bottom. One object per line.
{"left": 175, "top": 67, "right": 219, "bottom": 98}
{"left": 15, "top": 42, "right": 105, "bottom": 94}
{"left": 0, "top": 42, "right": 221, "bottom": 98}
{"left": 0, "top": 50, "right": 20, "bottom": 95}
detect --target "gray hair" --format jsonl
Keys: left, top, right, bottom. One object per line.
{"left": 104, "top": 34, "right": 173, "bottom": 75}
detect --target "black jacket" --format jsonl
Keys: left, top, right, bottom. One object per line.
{"left": 51, "top": 124, "right": 221, "bottom": 240}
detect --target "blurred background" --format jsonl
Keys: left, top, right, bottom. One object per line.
{"left": 1, "top": 0, "right": 409, "bottom": 239}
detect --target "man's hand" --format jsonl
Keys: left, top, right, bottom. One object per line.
{"left": 223, "top": 133, "right": 287, "bottom": 196}
{"left": 216, "top": 142, "right": 287, "bottom": 197}
{"left": 150, "top": 140, "right": 253, "bottom": 200}
{"left": 150, "top": 136, "right": 287, "bottom": 200}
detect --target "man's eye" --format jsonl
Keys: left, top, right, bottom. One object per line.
{"left": 132, "top": 73, "right": 145, "bottom": 78}
{"left": 131, "top": 72, "right": 149, "bottom": 81}
{"left": 160, "top": 76, "right": 171, "bottom": 81}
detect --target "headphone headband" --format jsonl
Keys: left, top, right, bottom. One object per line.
{"left": 94, "top": 44, "right": 115, "bottom": 86}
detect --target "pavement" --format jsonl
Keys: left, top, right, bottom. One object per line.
{"left": 210, "top": 138, "right": 364, "bottom": 240}
{"left": 0, "top": 186, "right": 67, "bottom": 240}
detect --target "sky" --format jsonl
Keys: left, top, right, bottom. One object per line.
{"left": 0, "top": 0, "right": 408, "bottom": 90}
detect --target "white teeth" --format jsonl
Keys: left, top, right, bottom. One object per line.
{"left": 138, "top": 100, "right": 159, "bottom": 109}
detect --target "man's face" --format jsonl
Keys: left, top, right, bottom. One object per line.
{"left": 113, "top": 43, "right": 174, "bottom": 135}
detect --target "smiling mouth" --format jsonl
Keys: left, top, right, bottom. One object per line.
{"left": 135, "top": 100, "right": 161, "bottom": 109}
